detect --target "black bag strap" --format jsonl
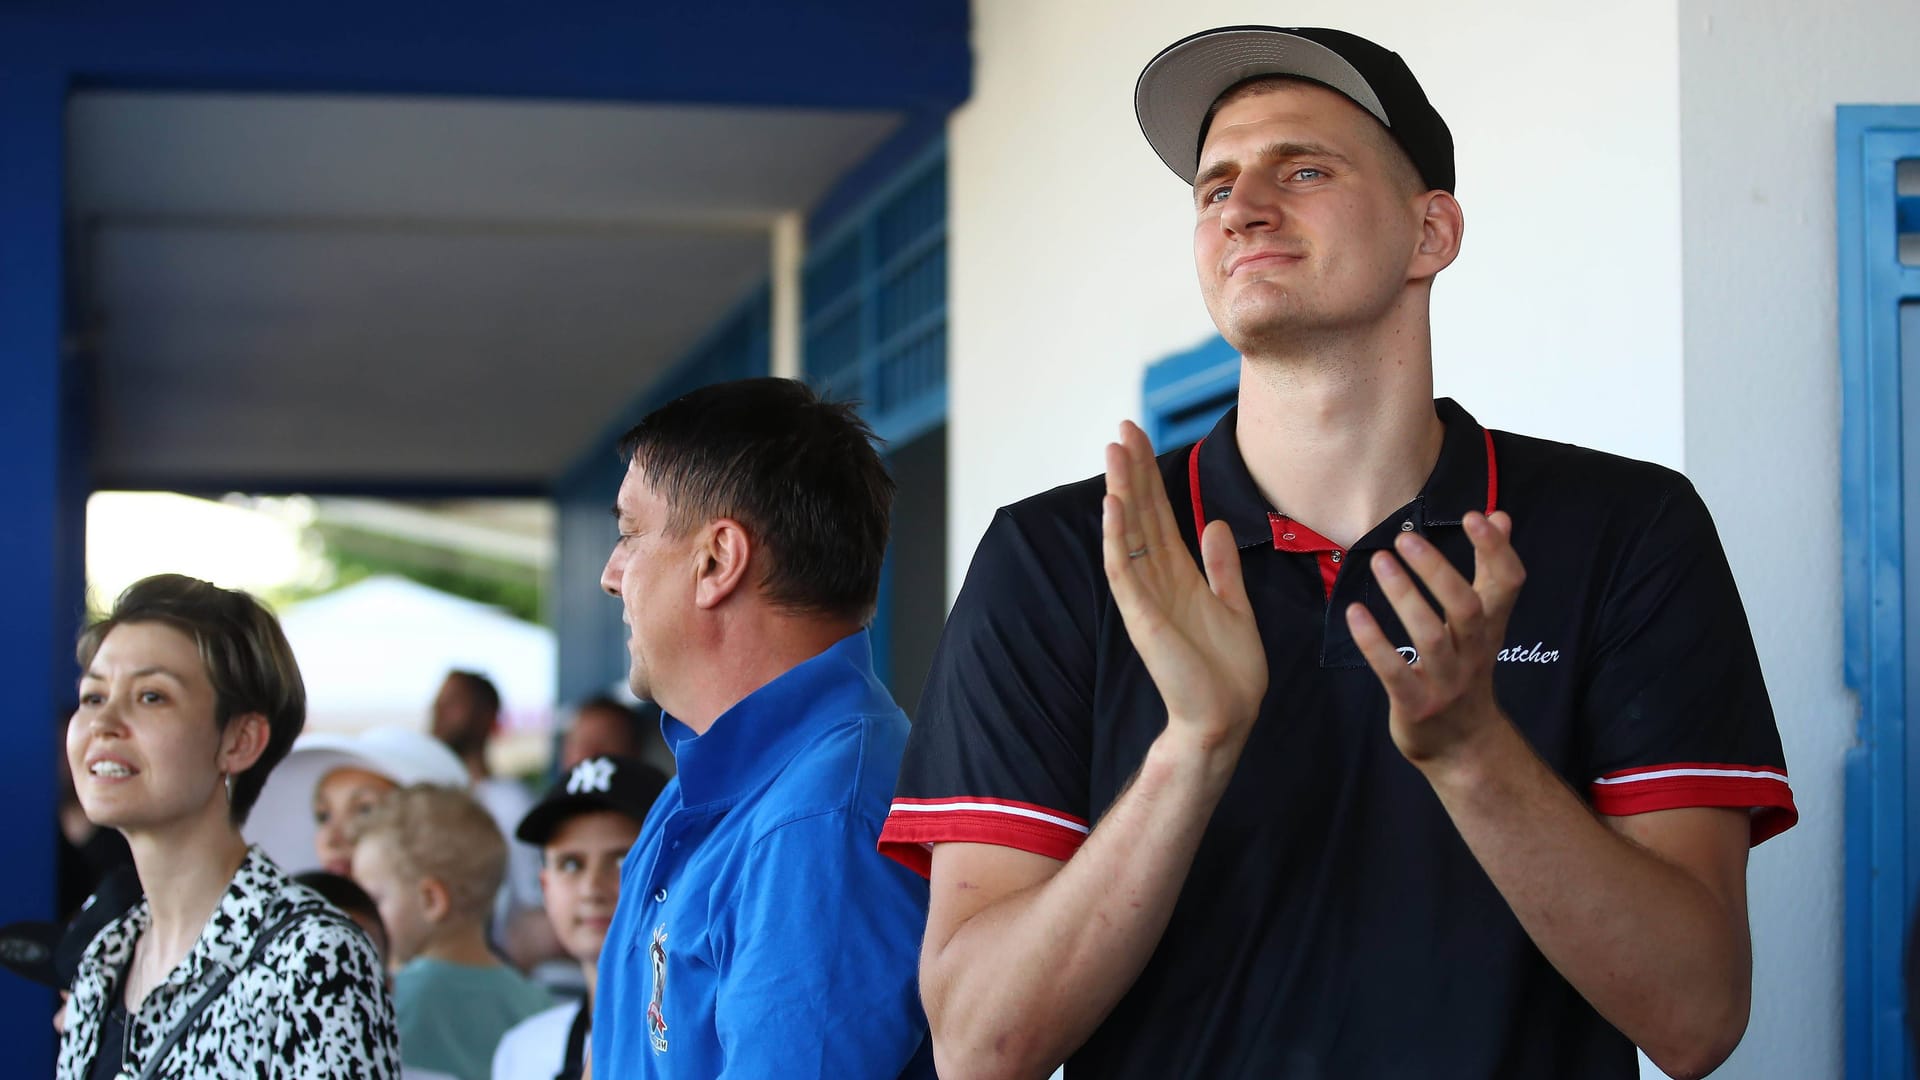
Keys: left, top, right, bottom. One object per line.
{"left": 132, "top": 902, "right": 350, "bottom": 1080}
{"left": 557, "top": 997, "right": 593, "bottom": 1080}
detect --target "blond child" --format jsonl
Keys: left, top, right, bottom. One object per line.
{"left": 352, "top": 784, "right": 552, "bottom": 1080}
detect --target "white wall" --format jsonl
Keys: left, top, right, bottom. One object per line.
{"left": 1679, "top": 3, "right": 1920, "bottom": 1077}
{"left": 948, "top": 0, "right": 1687, "bottom": 579}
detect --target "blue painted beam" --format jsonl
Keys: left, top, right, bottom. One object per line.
{"left": 0, "top": 46, "right": 75, "bottom": 1077}
{"left": 9, "top": 1, "right": 968, "bottom": 112}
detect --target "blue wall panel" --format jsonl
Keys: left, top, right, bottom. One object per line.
{"left": 805, "top": 138, "right": 948, "bottom": 447}
{"left": 798, "top": 140, "right": 950, "bottom": 686}
{"left": 0, "top": 48, "right": 77, "bottom": 1075}
{"left": 552, "top": 288, "right": 771, "bottom": 705}
{"left": 1143, "top": 334, "right": 1240, "bottom": 450}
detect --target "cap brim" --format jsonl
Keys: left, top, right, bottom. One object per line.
{"left": 1135, "top": 27, "right": 1387, "bottom": 184}
{"left": 514, "top": 792, "right": 623, "bottom": 846}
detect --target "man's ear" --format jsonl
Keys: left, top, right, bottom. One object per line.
{"left": 1409, "top": 189, "right": 1464, "bottom": 280}
{"left": 219, "top": 712, "right": 271, "bottom": 778}
{"left": 693, "top": 518, "right": 755, "bottom": 610}
{"left": 420, "top": 876, "right": 452, "bottom": 923}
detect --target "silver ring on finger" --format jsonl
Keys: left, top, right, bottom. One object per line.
{"left": 1127, "top": 546, "right": 1150, "bottom": 560}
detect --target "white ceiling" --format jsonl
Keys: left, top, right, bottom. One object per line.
{"left": 67, "top": 91, "right": 902, "bottom": 490}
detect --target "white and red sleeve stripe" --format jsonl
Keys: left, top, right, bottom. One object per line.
{"left": 877, "top": 796, "right": 1091, "bottom": 877}
{"left": 1588, "top": 762, "right": 1797, "bottom": 845}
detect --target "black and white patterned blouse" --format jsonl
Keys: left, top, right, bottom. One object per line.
{"left": 57, "top": 846, "right": 400, "bottom": 1080}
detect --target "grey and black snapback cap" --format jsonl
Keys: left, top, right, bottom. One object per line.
{"left": 1134, "top": 26, "right": 1455, "bottom": 193}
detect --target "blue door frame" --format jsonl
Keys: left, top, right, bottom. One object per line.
{"left": 1839, "top": 104, "right": 1920, "bottom": 1080}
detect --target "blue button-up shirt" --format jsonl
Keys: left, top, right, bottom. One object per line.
{"left": 594, "top": 631, "right": 936, "bottom": 1079}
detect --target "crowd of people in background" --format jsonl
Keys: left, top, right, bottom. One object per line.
{"left": 27, "top": 372, "right": 938, "bottom": 1080}
{"left": 36, "top": 607, "right": 670, "bottom": 1080}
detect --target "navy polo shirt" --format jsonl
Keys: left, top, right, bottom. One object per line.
{"left": 596, "top": 631, "right": 936, "bottom": 1080}
{"left": 880, "top": 399, "right": 1795, "bottom": 1080}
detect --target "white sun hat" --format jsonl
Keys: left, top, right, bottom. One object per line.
{"left": 245, "top": 727, "right": 470, "bottom": 873}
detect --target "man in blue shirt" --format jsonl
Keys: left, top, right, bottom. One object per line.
{"left": 591, "top": 377, "right": 935, "bottom": 1079}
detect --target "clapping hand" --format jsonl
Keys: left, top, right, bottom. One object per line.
{"left": 1345, "top": 511, "right": 1526, "bottom": 769}
{"left": 1102, "top": 422, "right": 1268, "bottom": 755}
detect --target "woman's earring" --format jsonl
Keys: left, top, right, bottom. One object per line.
{"left": 223, "top": 771, "right": 234, "bottom": 803}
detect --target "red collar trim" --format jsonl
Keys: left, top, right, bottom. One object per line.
{"left": 1187, "top": 427, "right": 1499, "bottom": 544}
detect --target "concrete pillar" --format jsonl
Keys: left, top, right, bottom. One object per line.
{"left": 770, "top": 210, "right": 805, "bottom": 380}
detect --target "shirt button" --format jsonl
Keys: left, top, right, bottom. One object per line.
{"left": 654, "top": 887, "right": 668, "bottom": 903}
{"left": 1400, "top": 520, "right": 1415, "bottom": 532}
{"left": 1282, "top": 532, "right": 1296, "bottom": 541}
{"left": 671, "top": 841, "right": 681, "bottom": 850}
{"left": 1330, "top": 551, "right": 1343, "bottom": 563}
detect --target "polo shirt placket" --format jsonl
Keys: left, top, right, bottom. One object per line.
{"left": 881, "top": 398, "right": 1795, "bottom": 1079}
{"left": 1182, "top": 399, "right": 1503, "bottom": 673}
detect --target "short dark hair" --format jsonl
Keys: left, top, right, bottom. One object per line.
{"left": 574, "top": 694, "right": 645, "bottom": 739}
{"left": 446, "top": 670, "right": 501, "bottom": 717}
{"left": 76, "top": 574, "right": 306, "bottom": 826}
{"left": 1200, "top": 74, "right": 1425, "bottom": 197}
{"left": 292, "top": 870, "right": 387, "bottom": 956}
{"left": 617, "top": 377, "right": 895, "bottom": 622}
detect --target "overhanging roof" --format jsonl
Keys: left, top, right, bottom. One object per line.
{"left": 68, "top": 91, "right": 904, "bottom": 491}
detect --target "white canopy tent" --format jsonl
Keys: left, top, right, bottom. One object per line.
{"left": 246, "top": 575, "right": 555, "bottom": 876}
{"left": 279, "top": 573, "right": 555, "bottom": 735}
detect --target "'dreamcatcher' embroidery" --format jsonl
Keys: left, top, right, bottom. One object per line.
{"left": 1496, "top": 642, "right": 1561, "bottom": 664}
{"left": 1397, "top": 642, "right": 1561, "bottom": 666}
{"left": 647, "top": 923, "right": 670, "bottom": 1053}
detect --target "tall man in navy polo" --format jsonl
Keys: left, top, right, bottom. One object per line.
{"left": 881, "top": 27, "right": 1796, "bottom": 1080}
{"left": 593, "top": 378, "right": 935, "bottom": 1079}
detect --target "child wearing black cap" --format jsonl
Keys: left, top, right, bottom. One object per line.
{"left": 492, "top": 756, "right": 666, "bottom": 1080}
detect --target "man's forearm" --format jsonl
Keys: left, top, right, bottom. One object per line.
{"left": 1423, "top": 718, "right": 1750, "bottom": 1079}
{"left": 923, "top": 729, "right": 1236, "bottom": 1080}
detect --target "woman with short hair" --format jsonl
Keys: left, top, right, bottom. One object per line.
{"left": 57, "top": 573, "right": 400, "bottom": 1080}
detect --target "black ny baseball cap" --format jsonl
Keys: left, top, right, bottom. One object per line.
{"left": 516, "top": 755, "right": 668, "bottom": 846}
{"left": 1134, "top": 26, "right": 1455, "bottom": 193}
